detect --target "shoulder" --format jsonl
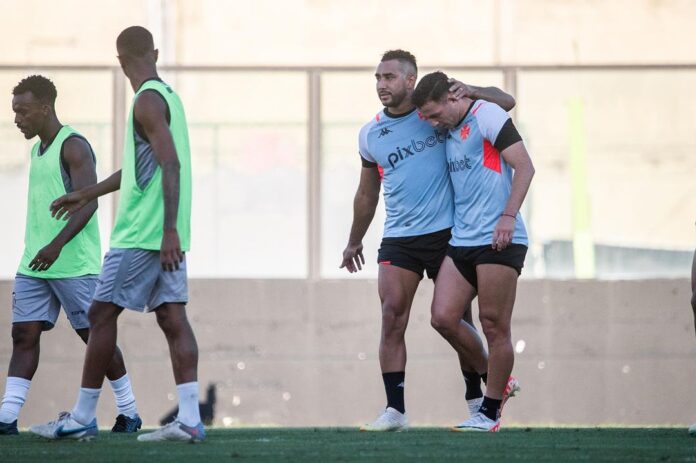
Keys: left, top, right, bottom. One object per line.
{"left": 135, "top": 89, "right": 168, "bottom": 112}
{"left": 360, "top": 111, "right": 384, "bottom": 135}
{"left": 359, "top": 112, "right": 384, "bottom": 145}
{"left": 472, "top": 101, "right": 509, "bottom": 125}
{"left": 134, "top": 90, "right": 169, "bottom": 126}
{"left": 62, "top": 135, "right": 91, "bottom": 155}
{"left": 471, "top": 101, "right": 510, "bottom": 139}
{"left": 61, "top": 135, "right": 94, "bottom": 166}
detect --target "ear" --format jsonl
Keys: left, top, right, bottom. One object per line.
{"left": 406, "top": 73, "right": 417, "bottom": 89}
{"left": 153, "top": 49, "right": 159, "bottom": 63}
{"left": 447, "top": 93, "right": 459, "bottom": 103}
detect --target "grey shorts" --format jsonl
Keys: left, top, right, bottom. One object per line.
{"left": 12, "top": 274, "right": 98, "bottom": 331}
{"left": 93, "top": 248, "right": 188, "bottom": 313}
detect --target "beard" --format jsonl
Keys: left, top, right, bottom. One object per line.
{"left": 381, "top": 90, "right": 408, "bottom": 108}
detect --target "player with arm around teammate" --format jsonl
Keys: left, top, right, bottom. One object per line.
{"left": 341, "top": 50, "right": 517, "bottom": 431}
{"left": 0, "top": 75, "right": 141, "bottom": 435}
{"left": 413, "top": 71, "right": 534, "bottom": 432}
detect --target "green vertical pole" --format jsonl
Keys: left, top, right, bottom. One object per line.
{"left": 569, "top": 98, "right": 596, "bottom": 278}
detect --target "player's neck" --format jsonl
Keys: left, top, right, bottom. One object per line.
{"left": 454, "top": 98, "right": 474, "bottom": 127}
{"left": 128, "top": 67, "right": 160, "bottom": 92}
{"left": 386, "top": 100, "right": 416, "bottom": 116}
{"left": 38, "top": 117, "right": 63, "bottom": 146}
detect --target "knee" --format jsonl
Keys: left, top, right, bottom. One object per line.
{"left": 87, "top": 303, "right": 118, "bottom": 329}
{"left": 479, "top": 314, "right": 510, "bottom": 343}
{"left": 430, "top": 311, "right": 458, "bottom": 336}
{"left": 156, "top": 308, "right": 186, "bottom": 335}
{"left": 11, "top": 325, "right": 40, "bottom": 350}
{"left": 381, "top": 300, "right": 408, "bottom": 336}
{"left": 87, "top": 308, "right": 108, "bottom": 328}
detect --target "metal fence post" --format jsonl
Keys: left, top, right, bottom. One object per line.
{"left": 307, "top": 69, "right": 322, "bottom": 280}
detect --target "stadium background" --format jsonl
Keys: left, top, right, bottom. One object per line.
{"left": 0, "top": 0, "right": 693, "bottom": 427}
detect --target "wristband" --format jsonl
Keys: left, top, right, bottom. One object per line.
{"left": 501, "top": 213, "right": 516, "bottom": 219}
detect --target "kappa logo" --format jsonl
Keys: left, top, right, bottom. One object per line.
{"left": 378, "top": 127, "right": 393, "bottom": 138}
{"left": 387, "top": 129, "right": 448, "bottom": 168}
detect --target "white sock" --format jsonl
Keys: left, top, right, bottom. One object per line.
{"left": 109, "top": 374, "right": 138, "bottom": 418}
{"left": 0, "top": 377, "right": 31, "bottom": 423}
{"left": 71, "top": 387, "right": 102, "bottom": 425}
{"left": 176, "top": 382, "right": 200, "bottom": 427}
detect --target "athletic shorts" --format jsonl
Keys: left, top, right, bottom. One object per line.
{"left": 377, "top": 228, "right": 451, "bottom": 280}
{"left": 12, "top": 274, "right": 98, "bottom": 331}
{"left": 447, "top": 244, "right": 528, "bottom": 289}
{"left": 93, "top": 248, "right": 188, "bottom": 313}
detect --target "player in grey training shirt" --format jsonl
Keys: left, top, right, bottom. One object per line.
{"left": 413, "top": 71, "right": 534, "bottom": 432}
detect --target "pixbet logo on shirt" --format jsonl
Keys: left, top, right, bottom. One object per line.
{"left": 387, "top": 129, "right": 448, "bottom": 168}
{"left": 448, "top": 157, "right": 473, "bottom": 172}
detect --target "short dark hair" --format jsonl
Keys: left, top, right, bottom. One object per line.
{"left": 412, "top": 71, "right": 451, "bottom": 107}
{"left": 381, "top": 49, "right": 417, "bottom": 76}
{"left": 117, "top": 26, "right": 154, "bottom": 57}
{"left": 12, "top": 75, "right": 57, "bottom": 106}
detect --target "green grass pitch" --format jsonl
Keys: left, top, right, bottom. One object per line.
{"left": 3, "top": 427, "right": 695, "bottom": 463}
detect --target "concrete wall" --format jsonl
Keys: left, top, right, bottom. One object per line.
{"left": 0, "top": 278, "right": 693, "bottom": 428}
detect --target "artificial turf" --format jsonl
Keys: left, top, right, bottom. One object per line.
{"left": 2, "top": 427, "right": 695, "bottom": 463}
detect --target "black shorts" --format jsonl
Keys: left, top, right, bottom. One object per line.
{"left": 377, "top": 228, "right": 451, "bottom": 280}
{"left": 447, "top": 244, "right": 528, "bottom": 289}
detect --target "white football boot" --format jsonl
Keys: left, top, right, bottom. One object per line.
{"left": 452, "top": 411, "right": 500, "bottom": 432}
{"left": 29, "top": 412, "right": 98, "bottom": 440}
{"left": 137, "top": 420, "right": 206, "bottom": 442}
{"left": 360, "top": 407, "right": 408, "bottom": 432}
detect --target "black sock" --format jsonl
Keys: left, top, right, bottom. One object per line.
{"left": 462, "top": 371, "right": 483, "bottom": 400}
{"left": 382, "top": 372, "right": 405, "bottom": 413}
{"left": 479, "top": 396, "right": 502, "bottom": 421}
{"left": 481, "top": 373, "right": 488, "bottom": 385}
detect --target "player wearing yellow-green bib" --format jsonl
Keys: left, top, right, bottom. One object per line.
{"left": 0, "top": 75, "right": 140, "bottom": 436}
{"left": 30, "top": 27, "right": 204, "bottom": 443}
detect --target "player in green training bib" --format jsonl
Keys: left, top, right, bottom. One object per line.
{"left": 0, "top": 75, "right": 141, "bottom": 436}
{"left": 30, "top": 27, "right": 204, "bottom": 443}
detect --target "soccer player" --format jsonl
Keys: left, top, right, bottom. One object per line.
{"left": 0, "top": 75, "right": 140, "bottom": 435}
{"left": 29, "top": 26, "right": 204, "bottom": 442}
{"left": 340, "top": 50, "right": 516, "bottom": 431}
{"left": 412, "top": 71, "right": 535, "bottom": 432}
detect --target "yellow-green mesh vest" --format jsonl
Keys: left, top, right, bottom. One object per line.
{"left": 18, "top": 126, "right": 102, "bottom": 278}
{"left": 110, "top": 80, "right": 192, "bottom": 251}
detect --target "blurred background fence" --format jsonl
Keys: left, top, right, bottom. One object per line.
{"left": 0, "top": 64, "right": 694, "bottom": 281}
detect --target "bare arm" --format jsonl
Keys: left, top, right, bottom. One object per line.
{"left": 492, "top": 141, "right": 535, "bottom": 251}
{"left": 30, "top": 138, "right": 98, "bottom": 271}
{"left": 134, "top": 90, "right": 182, "bottom": 271}
{"left": 340, "top": 166, "right": 381, "bottom": 273}
{"left": 51, "top": 169, "right": 121, "bottom": 220}
{"left": 449, "top": 78, "right": 516, "bottom": 111}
